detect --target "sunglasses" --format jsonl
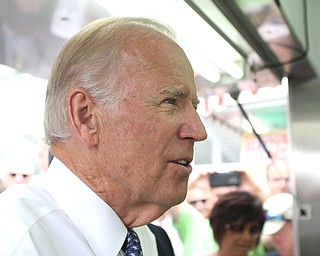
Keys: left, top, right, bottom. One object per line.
{"left": 9, "top": 173, "right": 30, "bottom": 179}
{"left": 188, "top": 199, "right": 208, "bottom": 206}
{"left": 225, "top": 223, "right": 261, "bottom": 237}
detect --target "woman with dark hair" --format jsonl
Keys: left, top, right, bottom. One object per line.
{"left": 209, "top": 190, "right": 266, "bottom": 256}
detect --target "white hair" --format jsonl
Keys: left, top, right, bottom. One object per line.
{"left": 44, "top": 17, "right": 175, "bottom": 144}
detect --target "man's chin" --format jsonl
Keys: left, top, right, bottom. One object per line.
{"left": 171, "top": 193, "right": 187, "bottom": 207}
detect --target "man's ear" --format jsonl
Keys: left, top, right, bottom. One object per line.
{"left": 68, "top": 89, "right": 98, "bottom": 147}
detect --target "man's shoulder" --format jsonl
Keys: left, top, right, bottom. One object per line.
{"left": 0, "top": 184, "right": 94, "bottom": 255}
{"left": 0, "top": 184, "right": 66, "bottom": 254}
{"left": 1, "top": 183, "right": 56, "bottom": 205}
{"left": 0, "top": 184, "right": 59, "bottom": 226}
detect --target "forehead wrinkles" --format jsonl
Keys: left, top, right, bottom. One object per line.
{"left": 119, "top": 34, "right": 195, "bottom": 97}
{"left": 122, "top": 33, "right": 188, "bottom": 71}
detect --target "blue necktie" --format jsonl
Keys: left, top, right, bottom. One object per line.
{"left": 122, "top": 228, "right": 143, "bottom": 256}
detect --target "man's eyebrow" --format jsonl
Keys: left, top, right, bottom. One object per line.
{"left": 161, "top": 87, "right": 186, "bottom": 97}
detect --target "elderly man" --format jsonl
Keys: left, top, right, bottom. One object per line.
{"left": 266, "top": 159, "right": 291, "bottom": 195}
{"left": 0, "top": 17, "right": 207, "bottom": 255}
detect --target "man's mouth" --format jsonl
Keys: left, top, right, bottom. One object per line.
{"left": 175, "top": 160, "right": 189, "bottom": 166}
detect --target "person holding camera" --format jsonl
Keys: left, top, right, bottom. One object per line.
{"left": 187, "top": 169, "right": 267, "bottom": 217}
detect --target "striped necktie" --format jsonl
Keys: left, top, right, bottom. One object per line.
{"left": 122, "top": 228, "right": 143, "bottom": 256}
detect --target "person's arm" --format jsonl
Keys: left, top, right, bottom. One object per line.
{"left": 236, "top": 170, "right": 268, "bottom": 202}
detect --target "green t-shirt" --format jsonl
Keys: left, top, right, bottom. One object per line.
{"left": 173, "top": 203, "right": 219, "bottom": 256}
{"left": 248, "top": 242, "right": 266, "bottom": 256}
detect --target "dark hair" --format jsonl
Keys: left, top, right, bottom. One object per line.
{"left": 209, "top": 190, "right": 265, "bottom": 245}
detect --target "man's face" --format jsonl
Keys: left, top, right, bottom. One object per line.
{"left": 97, "top": 35, "right": 207, "bottom": 214}
{"left": 267, "top": 165, "right": 290, "bottom": 195}
{"left": 2, "top": 167, "right": 34, "bottom": 190}
{"left": 187, "top": 175, "right": 213, "bottom": 218}
{"left": 187, "top": 188, "right": 212, "bottom": 218}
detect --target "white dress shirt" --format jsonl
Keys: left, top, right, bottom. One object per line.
{"left": 0, "top": 158, "right": 158, "bottom": 256}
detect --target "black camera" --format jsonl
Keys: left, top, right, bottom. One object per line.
{"left": 209, "top": 172, "right": 241, "bottom": 188}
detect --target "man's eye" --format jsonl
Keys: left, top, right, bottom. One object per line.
{"left": 164, "top": 98, "right": 177, "bottom": 105}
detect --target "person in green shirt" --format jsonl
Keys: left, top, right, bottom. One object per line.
{"left": 172, "top": 202, "right": 219, "bottom": 255}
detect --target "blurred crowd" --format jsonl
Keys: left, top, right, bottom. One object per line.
{"left": 153, "top": 158, "right": 294, "bottom": 256}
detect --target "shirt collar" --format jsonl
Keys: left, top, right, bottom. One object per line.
{"left": 43, "top": 157, "right": 127, "bottom": 255}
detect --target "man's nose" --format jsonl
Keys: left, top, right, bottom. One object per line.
{"left": 179, "top": 108, "right": 207, "bottom": 141}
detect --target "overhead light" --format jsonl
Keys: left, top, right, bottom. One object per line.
{"left": 94, "top": 0, "right": 244, "bottom": 82}
{"left": 177, "top": 39, "right": 221, "bottom": 83}
{"left": 281, "top": 76, "right": 289, "bottom": 89}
